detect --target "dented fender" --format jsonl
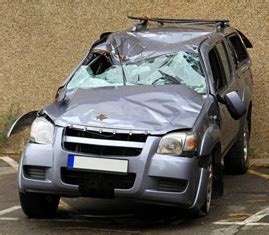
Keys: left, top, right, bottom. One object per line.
{"left": 7, "top": 111, "right": 38, "bottom": 138}
{"left": 198, "top": 124, "right": 221, "bottom": 157}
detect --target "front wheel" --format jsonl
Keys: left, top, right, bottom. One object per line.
{"left": 188, "top": 159, "right": 213, "bottom": 218}
{"left": 19, "top": 192, "right": 59, "bottom": 218}
{"left": 201, "top": 161, "right": 213, "bottom": 215}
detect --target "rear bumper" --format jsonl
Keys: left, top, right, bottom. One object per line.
{"left": 18, "top": 127, "right": 208, "bottom": 209}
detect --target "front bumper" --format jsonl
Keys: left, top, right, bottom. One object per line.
{"left": 18, "top": 127, "right": 208, "bottom": 209}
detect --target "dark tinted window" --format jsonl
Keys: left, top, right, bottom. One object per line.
{"left": 228, "top": 34, "right": 248, "bottom": 63}
{"left": 209, "top": 47, "right": 227, "bottom": 91}
{"left": 215, "top": 43, "right": 231, "bottom": 81}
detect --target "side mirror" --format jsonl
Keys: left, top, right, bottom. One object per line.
{"left": 224, "top": 91, "right": 246, "bottom": 120}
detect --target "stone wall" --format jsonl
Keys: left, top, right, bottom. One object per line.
{"left": 0, "top": 0, "right": 268, "bottom": 156}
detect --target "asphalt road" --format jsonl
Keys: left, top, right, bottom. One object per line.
{"left": 0, "top": 156, "right": 268, "bottom": 235}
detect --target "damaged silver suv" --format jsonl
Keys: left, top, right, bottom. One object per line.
{"left": 8, "top": 17, "right": 253, "bottom": 218}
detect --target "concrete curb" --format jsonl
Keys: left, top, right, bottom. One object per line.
{"left": 249, "top": 158, "right": 269, "bottom": 168}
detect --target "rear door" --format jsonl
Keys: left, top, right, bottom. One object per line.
{"left": 226, "top": 33, "right": 252, "bottom": 91}
{"left": 208, "top": 41, "right": 240, "bottom": 153}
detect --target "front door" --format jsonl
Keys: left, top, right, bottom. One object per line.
{"left": 208, "top": 41, "right": 240, "bottom": 153}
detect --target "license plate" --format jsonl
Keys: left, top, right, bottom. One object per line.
{"left": 67, "top": 155, "right": 128, "bottom": 174}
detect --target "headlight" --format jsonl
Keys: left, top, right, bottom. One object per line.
{"left": 30, "top": 117, "right": 54, "bottom": 144}
{"left": 157, "top": 132, "right": 197, "bottom": 155}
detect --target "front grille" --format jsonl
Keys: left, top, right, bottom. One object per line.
{"left": 65, "top": 128, "right": 148, "bottom": 142}
{"left": 24, "top": 166, "right": 46, "bottom": 180}
{"left": 63, "top": 128, "right": 147, "bottom": 156}
{"left": 158, "top": 178, "right": 188, "bottom": 192}
{"left": 61, "top": 168, "right": 136, "bottom": 189}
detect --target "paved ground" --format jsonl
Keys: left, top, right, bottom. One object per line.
{"left": 0, "top": 156, "right": 268, "bottom": 235}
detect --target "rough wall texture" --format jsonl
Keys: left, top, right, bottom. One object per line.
{"left": 0, "top": 0, "right": 268, "bottom": 156}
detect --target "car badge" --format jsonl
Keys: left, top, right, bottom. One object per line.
{"left": 96, "top": 114, "right": 107, "bottom": 121}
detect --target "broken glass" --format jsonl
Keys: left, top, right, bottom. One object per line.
{"left": 66, "top": 51, "right": 207, "bottom": 94}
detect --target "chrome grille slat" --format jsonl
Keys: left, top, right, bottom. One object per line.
{"left": 64, "top": 136, "right": 145, "bottom": 148}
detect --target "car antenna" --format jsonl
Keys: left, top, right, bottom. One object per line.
{"left": 111, "top": 37, "right": 127, "bottom": 86}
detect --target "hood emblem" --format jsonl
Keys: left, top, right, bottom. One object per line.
{"left": 96, "top": 114, "right": 107, "bottom": 121}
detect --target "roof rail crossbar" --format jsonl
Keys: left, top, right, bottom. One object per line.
{"left": 128, "top": 16, "right": 229, "bottom": 31}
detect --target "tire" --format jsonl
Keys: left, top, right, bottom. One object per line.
{"left": 224, "top": 118, "right": 250, "bottom": 175}
{"left": 200, "top": 161, "right": 213, "bottom": 215}
{"left": 187, "top": 149, "right": 223, "bottom": 218}
{"left": 19, "top": 192, "right": 60, "bottom": 218}
{"left": 187, "top": 157, "right": 213, "bottom": 218}
{"left": 212, "top": 161, "right": 223, "bottom": 199}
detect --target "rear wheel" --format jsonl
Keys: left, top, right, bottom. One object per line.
{"left": 224, "top": 119, "right": 250, "bottom": 174}
{"left": 19, "top": 192, "right": 59, "bottom": 218}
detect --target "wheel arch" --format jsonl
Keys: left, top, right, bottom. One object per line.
{"left": 247, "top": 101, "right": 252, "bottom": 135}
{"left": 211, "top": 142, "right": 221, "bottom": 165}
{"left": 198, "top": 124, "right": 221, "bottom": 157}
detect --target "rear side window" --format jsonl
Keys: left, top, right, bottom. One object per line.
{"left": 228, "top": 34, "right": 248, "bottom": 63}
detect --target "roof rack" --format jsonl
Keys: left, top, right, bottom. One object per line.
{"left": 128, "top": 16, "right": 229, "bottom": 31}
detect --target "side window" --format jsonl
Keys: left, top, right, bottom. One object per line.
{"left": 228, "top": 34, "right": 248, "bottom": 63}
{"left": 215, "top": 42, "right": 232, "bottom": 81}
{"left": 209, "top": 47, "right": 227, "bottom": 91}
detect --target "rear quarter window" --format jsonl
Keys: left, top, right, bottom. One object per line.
{"left": 227, "top": 34, "right": 249, "bottom": 63}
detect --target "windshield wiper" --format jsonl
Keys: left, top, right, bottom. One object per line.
{"left": 111, "top": 38, "right": 127, "bottom": 86}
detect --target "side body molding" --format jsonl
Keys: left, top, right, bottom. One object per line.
{"left": 198, "top": 124, "right": 221, "bottom": 156}
{"left": 7, "top": 111, "right": 38, "bottom": 138}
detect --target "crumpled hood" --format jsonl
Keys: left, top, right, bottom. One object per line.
{"left": 43, "top": 85, "right": 204, "bottom": 134}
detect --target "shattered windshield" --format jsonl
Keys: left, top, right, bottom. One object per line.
{"left": 67, "top": 51, "right": 207, "bottom": 94}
